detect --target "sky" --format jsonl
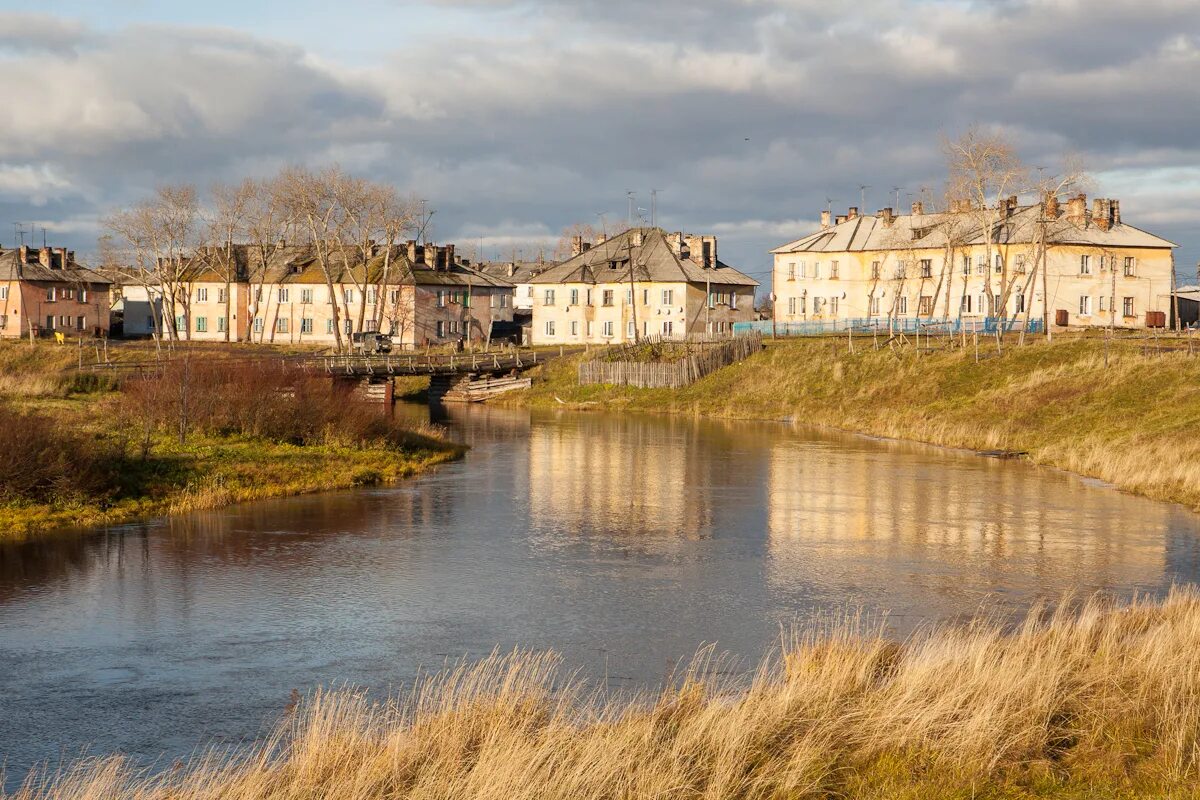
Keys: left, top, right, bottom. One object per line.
{"left": 1, "top": 0, "right": 1198, "bottom": 286}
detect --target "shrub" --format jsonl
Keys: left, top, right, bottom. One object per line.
{"left": 0, "top": 403, "right": 124, "bottom": 504}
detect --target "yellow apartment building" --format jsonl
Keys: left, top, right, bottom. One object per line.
{"left": 771, "top": 194, "right": 1175, "bottom": 330}
{"left": 528, "top": 227, "right": 758, "bottom": 345}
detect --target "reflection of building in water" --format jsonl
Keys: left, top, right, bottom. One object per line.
{"left": 527, "top": 413, "right": 714, "bottom": 543}
{"left": 766, "top": 432, "right": 1171, "bottom": 600}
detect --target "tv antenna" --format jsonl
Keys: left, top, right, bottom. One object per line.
{"left": 858, "top": 184, "right": 870, "bottom": 211}
{"left": 11, "top": 223, "right": 24, "bottom": 247}
{"left": 892, "top": 187, "right": 902, "bottom": 208}
{"left": 626, "top": 192, "right": 636, "bottom": 227}
{"left": 650, "top": 189, "right": 661, "bottom": 227}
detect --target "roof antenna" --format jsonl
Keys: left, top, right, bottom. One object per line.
{"left": 858, "top": 184, "right": 870, "bottom": 211}
{"left": 626, "top": 192, "right": 636, "bottom": 227}
{"left": 892, "top": 187, "right": 902, "bottom": 208}
{"left": 650, "top": 189, "right": 661, "bottom": 227}
{"left": 12, "top": 223, "right": 24, "bottom": 247}
{"left": 42, "top": 226, "right": 47, "bottom": 248}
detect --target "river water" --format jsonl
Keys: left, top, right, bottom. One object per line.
{"left": 2, "top": 405, "right": 1200, "bottom": 787}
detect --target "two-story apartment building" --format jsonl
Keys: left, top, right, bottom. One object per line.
{"left": 163, "top": 241, "right": 513, "bottom": 347}
{"left": 0, "top": 245, "right": 111, "bottom": 339}
{"left": 771, "top": 194, "right": 1175, "bottom": 330}
{"left": 528, "top": 227, "right": 757, "bottom": 345}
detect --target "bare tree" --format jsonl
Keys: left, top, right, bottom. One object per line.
{"left": 241, "top": 175, "right": 296, "bottom": 344}
{"left": 199, "top": 180, "right": 253, "bottom": 342}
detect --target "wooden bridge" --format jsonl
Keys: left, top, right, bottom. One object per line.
{"left": 307, "top": 348, "right": 557, "bottom": 378}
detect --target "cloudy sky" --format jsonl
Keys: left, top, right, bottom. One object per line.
{"left": 1, "top": 0, "right": 1198, "bottom": 284}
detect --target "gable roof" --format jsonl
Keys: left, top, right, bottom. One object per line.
{"left": 772, "top": 205, "right": 1177, "bottom": 255}
{"left": 476, "top": 260, "right": 555, "bottom": 284}
{"left": 530, "top": 228, "right": 758, "bottom": 287}
{"left": 0, "top": 248, "right": 111, "bottom": 285}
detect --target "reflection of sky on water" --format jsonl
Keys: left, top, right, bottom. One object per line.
{"left": 1, "top": 405, "right": 1198, "bottom": 788}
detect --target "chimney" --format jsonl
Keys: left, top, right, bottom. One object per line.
{"left": 1111, "top": 199, "right": 1120, "bottom": 226}
{"left": 911, "top": 201, "right": 924, "bottom": 216}
{"left": 848, "top": 206, "right": 858, "bottom": 220}
{"left": 57, "top": 247, "right": 70, "bottom": 269}
{"left": 835, "top": 215, "right": 847, "bottom": 224}
{"left": 571, "top": 235, "right": 584, "bottom": 257}
{"left": 1092, "top": 198, "right": 1111, "bottom": 231}
{"left": 18, "top": 244, "right": 28, "bottom": 264}
{"left": 668, "top": 231, "right": 685, "bottom": 255}
{"left": 1067, "top": 194, "right": 1087, "bottom": 225}
{"left": 1044, "top": 192, "right": 1060, "bottom": 219}
{"left": 820, "top": 210, "right": 831, "bottom": 229}
{"left": 507, "top": 262, "right": 517, "bottom": 278}
{"left": 595, "top": 233, "right": 607, "bottom": 245}
{"left": 38, "top": 247, "right": 51, "bottom": 268}
{"left": 631, "top": 229, "right": 644, "bottom": 247}
{"left": 406, "top": 239, "right": 418, "bottom": 263}
{"left": 445, "top": 243, "right": 455, "bottom": 269}
{"left": 879, "top": 208, "right": 894, "bottom": 226}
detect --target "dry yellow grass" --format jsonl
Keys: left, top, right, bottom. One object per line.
{"left": 10, "top": 591, "right": 1200, "bottom": 799}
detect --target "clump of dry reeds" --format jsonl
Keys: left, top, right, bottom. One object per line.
{"left": 11, "top": 590, "right": 1200, "bottom": 799}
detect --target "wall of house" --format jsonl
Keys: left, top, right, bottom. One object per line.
{"left": 683, "top": 283, "right": 756, "bottom": 337}
{"left": 532, "top": 280, "right": 716, "bottom": 345}
{"left": 11, "top": 281, "right": 110, "bottom": 338}
{"left": 772, "top": 243, "right": 1174, "bottom": 329}
{"left": 0, "top": 278, "right": 18, "bottom": 337}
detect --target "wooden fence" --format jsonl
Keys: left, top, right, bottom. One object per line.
{"left": 578, "top": 332, "right": 763, "bottom": 389}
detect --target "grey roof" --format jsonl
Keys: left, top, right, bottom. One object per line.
{"left": 0, "top": 248, "right": 111, "bottom": 284}
{"left": 530, "top": 228, "right": 758, "bottom": 287}
{"left": 772, "top": 204, "right": 1177, "bottom": 255}
{"left": 476, "top": 260, "right": 555, "bottom": 283}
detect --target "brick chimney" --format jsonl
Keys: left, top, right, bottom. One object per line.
{"left": 820, "top": 210, "right": 831, "bottom": 229}
{"left": 444, "top": 243, "right": 455, "bottom": 269}
{"left": 56, "top": 247, "right": 69, "bottom": 269}
{"left": 1066, "top": 194, "right": 1087, "bottom": 225}
{"left": 667, "top": 231, "right": 685, "bottom": 255}
{"left": 879, "top": 208, "right": 895, "bottom": 226}
{"left": 571, "top": 235, "right": 585, "bottom": 257}
{"left": 835, "top": 214, "right": 847, "bottom": 225}
{"left": 848, "top": 206, "right": 859, "bottom": 220}
{"left": 1044, "top": 192, "right": 1060, "bottom": 219}
{"left": 38, "top": 246, "right": 51, "bottom": 268}
{"left": 1093, "top": 198, "right": 1111, "bottom": 231}
{"left": 911, "top": 201, "right": 924, "bottom": 216}
{"left": 18, "top": 244, "right": 28, "bottom": 264}
{"left": 406, "top": 239, "right": 418, "bottom": 263}
{"left": 595, "top": 233, "right": 607, "bottom": 245}
{"left": 1111, "top": 199, "right": 1120, "bottom": 226}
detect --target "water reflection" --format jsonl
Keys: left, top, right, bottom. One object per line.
{"left": 1, "top": 408, "right": 1198, "bottom": 788}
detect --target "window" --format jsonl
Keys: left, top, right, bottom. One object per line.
{"left": 176, "top": 315, "right": 186, "bottom": 332}
{"left": 570, "top": 320, "right": 579, "bottom": 336}
{"left": 976, "top": 256, "right": 987, "bottom": 275}
{"left": 1124, "top": 257, "right": 1136, "bottom": 277}
{"left": 708, "top": 291, "right": 716, "bottom": 309}
{"left": 642, "top": 288, "right": 649, "bottom": 305}
{"left": 979, "top": 294, "right": 988, "bottom": 314}
{"left": 570, "top": 288, "right": 579, "bottom": 306}
{"left": 602, "top": 321, "right": 613, "bottom": 337}
{"left": 64, "top": 288, "right": 75, "bottom": 300}
{"left": 543, "top": 289, "right": 556, "bottom": 306}
{"left": 1123, "top": 297, "right": 1135, "bottom": 317}
{"left": 46, "top": 315, "right": 54, "bottom": 330}
{"left": 462, "top": 292, "right": 470, "bottom": 309}
{"left": 661, "top": 289, "right": 674, "bottom": 305}
{"left": 994, "top": 294, "right": 1003, "bottom": 313}
{"left": 344, "top": 319, "right": 352, "bottom": 336}
{"left": 0, "top": 286, "right": 6, "bottom": 299}
{"left": 919, "top": 296, "right": 933, "bottom": 316}
{"left": 279, "top": 288, "right": 289, "bottom": 303}
{"left": 1015, "top": 293, "right": 1025, "bottom": 313}
{"left": 1015, "top": 254, "right": 1027, "bottom": 274}
{"left": 218, "top": 316, "right": 227, "bottom": 333}
{"left": 59, "top": 315, "right": 70, "bottom": 328}
{"left": 961, "top": 295, "right": 972, "bottom": 313}
{"left": 788, "top": 297, "right": 796, "bottom": 315}
{"left": 627, "top": 321, "right": 635, "bottom": 338}
{"left": 197, "top": 287, "right": 208, "bottom": 302}
{"left": 830, "top": 260, "right": 839, "bottom": 279}
{"left": 787, "top": 262, "right": 796, "bottom": 280}
{"left": 437, "top": 290, "right": 446, "bottom": 307}
{"left": 872, "top": 261, "right": 882, "bottom": 280}
{"left": 343, "top": 289, "right": 354, "bottom": 305}
{"left": 1099, "top": 296, "right": 1107, "bottom": 312}
{"left": 586, "top": 320, "right": 594, "bottom": 336}
{"left": 0, "top": 315, "right": 7, "bottom": 329}
{"left": 217, "top": 288, "right": 226, "bottom": 303}
{"left": 326, "top": 319, "right": 334, "bottom": 334}
{"left": 869, "top": 295, "right": 880, "bottom": 315}
{"left": 920, "top": 259, "right": 932, "bottom": 278}
{"left": 662, "top": 320, "right": 674, "bottom": 335}
{"left": 897, "top": 296, "right": 908, "bottom": 315}
{"left": 829, "top": 296, "right": 839, "bottom": 315}
{"left": 1080, "top": 255, "right": 1091, "bottom": 275}
{"left": 367, "top": 287, "right": 377, "bottom": 304}
{"left": 76, "top": 315, "right": 85, "bottom": 331}
{"left": 301, "top": 318, "right": 313, "bottom": 334}
{"left": 545, "top": 320, "right": 555, "bottom": 337}
{"left": 46, "top": 287, "right": 56, "bottom": 302}
{"left": 255, "top": 287, "right": 263, "bottom": 302}
{"left": 436, "top": 320, "right": 445, "bottom": 338}
{"left": 500, "top": 293, "right": 509, "bottom": 308}
{"left": 961, "top": 255, "right": 970, "bottom": 276}
{"left": 625, "top": 288, "right": 633, "bottom": 304}
{"left": 196, "top": 316, "right": 208, "bottom": 332}
{"left": 602, "top": 290, "right": 614, "bottom": 306}
{"left": 1079, "top": 295, "right": 1092, "bottom": 315}
{"left": 799, "top": 261, "right": 808, "bottom": 278}
{"left": 301, "top": 289, "right": 313, "bottom": 304}
{"left": 586, "top": 289, "right": 593, "bottom": 305}
{"left": 253, "top": 317, "right": 264, "bottom": 333}
{"left": 276, "top": 318, "right": 289, "bottom": 334}
{"left": 812, "top": 262, "right": 821, "bottom": 279}
{"left": 893, "top": 262, "right": 907, "bottom": 280}
{"left": 730, "top": 292, "right": 738, "bottom": 310}
{"left": 388, "top": 289, "right": 400, "bottom": 305}
{"left": 994, "top": 254, "right": 1003, "bottom": 273}
{"left": 79, "top": 289, "right": 87, "bottom": 303}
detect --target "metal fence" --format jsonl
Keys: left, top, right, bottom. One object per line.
{"left": 733, "top": 317, "right": 1045, "bottom": 338}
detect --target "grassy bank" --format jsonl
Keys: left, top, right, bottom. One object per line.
{"left": 0, "top": 342, "right": 462, "bottom": 542}
{"left": 12, "top": 590, "right": 1200, "bottom": 799}
{"left": 510, "top": 334, "right": 1200, "bottom": 510}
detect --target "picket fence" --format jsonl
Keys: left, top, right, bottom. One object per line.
{"left": 578, "top": 332, "right": 763, "bottom": 389}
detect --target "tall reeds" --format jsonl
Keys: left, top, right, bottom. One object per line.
{"left": 11, "top": 590, "right": 1200, "bottom": 799}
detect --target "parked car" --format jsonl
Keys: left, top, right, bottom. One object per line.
{"left": 351, "top": 332, "right": 393, "bottom": 354}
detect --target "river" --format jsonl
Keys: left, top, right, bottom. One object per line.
{"left": 2, "top": 404, "right": 1199, "bottom": 788}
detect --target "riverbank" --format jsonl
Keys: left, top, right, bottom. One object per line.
{"left": 12, "top": 589, "right": 1200, "bottom": 799}
{"left": 0, "top": 342, "right": 463, "bottom": 542}
{"left": 507, "top": 335, "right": 1200, "bottom": 511}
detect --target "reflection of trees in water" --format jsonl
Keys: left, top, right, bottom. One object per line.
{"left": 0, "top": 528, "right": 153, "bottom": 602}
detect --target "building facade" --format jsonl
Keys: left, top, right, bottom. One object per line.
{"left": 529, "top": 228, "right": 757, "bottom": 345}
{"left": 771, "top": 194, "right": 1175, "bottom": 330}
{"left": 0, "top": 246, "right": 111, "bottom": 339}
